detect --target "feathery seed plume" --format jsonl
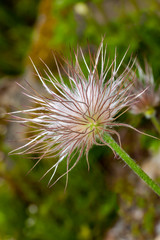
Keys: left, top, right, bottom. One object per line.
{"left": 130, "top": 60, "right": 160, "bottom": 118}
{"left": 11, "top": 41, "right": 138, "bottom": 187}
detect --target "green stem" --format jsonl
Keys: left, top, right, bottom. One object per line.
{"left": 103, "top": 133, "right": 160, "bottom": 196}
{"left": 150, "top": 115, "right": 160, "bottom": 135}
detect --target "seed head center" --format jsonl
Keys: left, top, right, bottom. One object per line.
{"left": 87, "top": 117, "right": 99, "bottom": 131}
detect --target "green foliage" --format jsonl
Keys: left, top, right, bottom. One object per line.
{"left": 0, "top": 185, "right": 26, "bottom": 239}
{"left": 0, "top": 148, "right": 117, "bottom": 240}
{"left": 143, "top": 205, "right": 155, "bottom": 234}
{"left": 51, "top": 1, "right": 160, "bottom": 81}
{"left": 0, "top": 0, "right": 40, "bottom": 77}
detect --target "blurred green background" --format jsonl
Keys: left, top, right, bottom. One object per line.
{"left": 0, "top": 0, "right": 160, "bottom": 239}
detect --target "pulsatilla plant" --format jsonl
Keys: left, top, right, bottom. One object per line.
{"left": 129, "top": 60, "right": 160, "bottom": 134}
{"left": 10, "top": 41, "right": 160, "bottom": 195}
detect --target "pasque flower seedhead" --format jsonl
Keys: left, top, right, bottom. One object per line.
{"left": 11, "top": 41, "right": 138, "bottom": 187}
{"left": 130, "top": 60, "right": 160, "bottom": 118}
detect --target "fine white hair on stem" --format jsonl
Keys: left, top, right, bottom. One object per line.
{"left": 10, "top": 40, "right": 140, "bottom": 188}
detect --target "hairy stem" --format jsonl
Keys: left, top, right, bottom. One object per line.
{"left": 103, "top": 133, "right": 160, "bottom": 196}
